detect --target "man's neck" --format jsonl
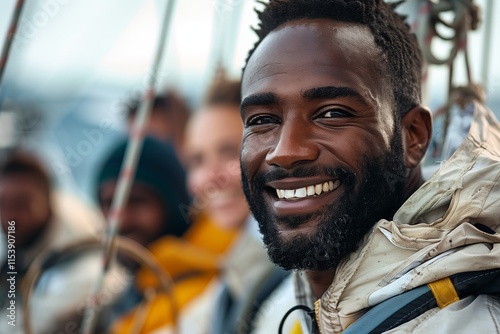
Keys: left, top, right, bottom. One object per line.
{"left": 306, "top": 269, "right": 336, "bottom": 300}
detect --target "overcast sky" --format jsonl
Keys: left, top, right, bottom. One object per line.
{"left": 1, "top": 0, "right": 498, "bottom": 107}
{"left": 0, "top": 0, "right": 262, "bottom": 103}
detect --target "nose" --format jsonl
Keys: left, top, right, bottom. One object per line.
{"left": 265, "top": 119, "right": 319, "bottom": 168}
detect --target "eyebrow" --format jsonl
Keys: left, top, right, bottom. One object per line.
{"left": 301, "top": 86, "right": 370, "bottom": 107}
{"left": 240, "top": 92, "right": 279, "bottom": 112}
{"left": 240, "top": 86, "right": 370, "bottom": 113}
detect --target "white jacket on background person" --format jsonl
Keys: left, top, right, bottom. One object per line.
{"left": 0, "top": 191, "right": 126, "bottom": 334}
{"left": 293, "top": 102, "right": 500, "bottom": 333}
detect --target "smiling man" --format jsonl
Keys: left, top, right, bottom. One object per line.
{"left": 240, "top": 1, "right": 500, "bottom": 333}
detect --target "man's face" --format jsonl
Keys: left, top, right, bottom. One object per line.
{"left": 99, "top": 182, "right": 165, "bottom": 247}
{"left": 0, "top": 175, "right": 51, "bottom": 248}
{"left": 240, "top": 20, "right": 407, "bottom": 271}
{"left": 185, "top": 106, "right": 250, "bottom": 230}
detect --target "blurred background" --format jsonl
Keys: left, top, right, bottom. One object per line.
{"left": 0, "top": 0, "right": 499, "bottom": 204}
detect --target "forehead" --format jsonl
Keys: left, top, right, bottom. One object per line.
{"left": 242, "top": 19, "right": 390, "bottom": 105}
{"left": 186, "top": 106, "right": 243, "bottom": 142}
{"left": 0, "top": 174, "right": 46, "bottom": 194}
{"left": 191, "top": 105, "right": 241, "bottom": 126}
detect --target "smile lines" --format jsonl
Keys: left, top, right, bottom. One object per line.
{"left": 275, "top": 180, "right": 340, "bottom": 200}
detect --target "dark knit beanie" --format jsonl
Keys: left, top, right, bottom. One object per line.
{"left": 96, "top": 136, "right": 191, "bottom": 238}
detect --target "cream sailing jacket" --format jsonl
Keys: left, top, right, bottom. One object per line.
{"left": 299, "top": 102, "right": 500, "bottom": 333}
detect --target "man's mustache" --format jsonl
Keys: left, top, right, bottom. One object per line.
{"left": 251, "top": 165, "right": 356, "bottom": 186}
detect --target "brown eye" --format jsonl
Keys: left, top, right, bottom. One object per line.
{"left": 246, "top": 114, "right": 280, "bottom": 126}
{"left": 319, "top": 108, "right": 352, "bottom": 118}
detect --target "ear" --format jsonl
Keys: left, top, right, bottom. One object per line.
{"left": 401, "top": 105, "right": 432, "bottom": 169}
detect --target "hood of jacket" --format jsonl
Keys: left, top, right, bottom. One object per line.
{"left": 315, "top": 102, "right": 500, "bottom": 333}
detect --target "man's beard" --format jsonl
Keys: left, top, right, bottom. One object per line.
{"left": 241, "top": 126, "right": 407, "bottom": 271}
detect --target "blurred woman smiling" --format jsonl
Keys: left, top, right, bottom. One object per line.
{"left": 185, "top": 74, "right": 249, "bottom": 230}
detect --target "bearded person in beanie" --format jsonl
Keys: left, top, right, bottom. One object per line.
{"left": 96, "top": 136, "right": 239, "bottom": 333}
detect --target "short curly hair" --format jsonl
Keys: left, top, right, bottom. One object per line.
{"left": 243, "top": 0, "right": 422, "bottom": 116}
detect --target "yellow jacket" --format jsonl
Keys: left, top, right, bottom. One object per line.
{"left": 111, "top": 214, "right": 238, "bottom": 333}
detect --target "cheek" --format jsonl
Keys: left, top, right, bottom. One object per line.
{"left": 323, "top": 126, "right": 391, "bottom": 162}
{"left": 135, "top": 205, "right": 164, "bottom": 232}
{"left": 188, "top": 159, "right": 243, "bottom": 198}
{"left": 28, "top": 195, "right": 50, "bottom": 224}
{"left": 187, "top": 169, "right": 207, "bottom": 198}
{"left": 241, "top": 137, "right": 269, "bottom": 179}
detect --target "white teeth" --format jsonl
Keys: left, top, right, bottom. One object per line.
{"left": 295, "top": 187, "right": 307, "bottom": 198}
{"left": 322, "top": 182, "right": 329, "bottom": 192}
{"left": 276, "top": 180, "right": 340, "bottom": 200}
{"left": 307, "top": 185, "right": 315, "bottom": 196}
